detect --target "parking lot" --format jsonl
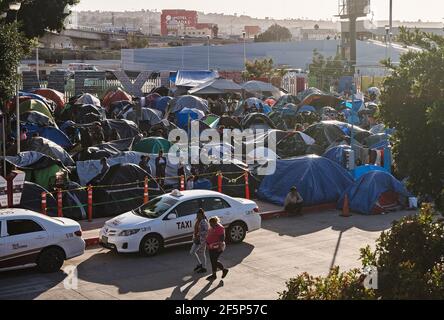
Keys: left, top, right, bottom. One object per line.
{"left": 0, "top": 210, "right": 411, "bottom": 300}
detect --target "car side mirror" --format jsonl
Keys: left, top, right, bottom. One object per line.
{"left": 168, "top": 213, "right": 177, "bottom": 220}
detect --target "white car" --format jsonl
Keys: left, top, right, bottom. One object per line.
{"left": 0, "top": 209, "right": 85, "bottom": 273}
{"left": 99, "top": 190, "right": 261, "bottom": 256}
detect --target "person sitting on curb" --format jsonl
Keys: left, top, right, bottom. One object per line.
{"left": 284, "top": 186, "right": 304, "bottom": 215}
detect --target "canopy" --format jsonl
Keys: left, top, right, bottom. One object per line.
{"left": 32, "top": 88, "right": 65, "bottom": 110}
{"left": 169, "top": 95, "right": 209, "bottom": 114}
{"left": 76, "top": 93, "right": 101, "bottom": 107}
{"left": 19, "top": 99, "right": 53, "bottom": 120}
{"left": 175, "top": 70, "right": 219, "bottom": 87}
{"left": 257, "top": 155, "right": 353, "bottom": 206}
{"left": 338, "top": 171, "right": 409, "bottom": 215}
{"left": 103, "top": 88, "right": 132, "bottom": 109}
{"left": 298, "top": 88, "right": 341, "bottom": 108}
{"left": 242, "top": 81, "right": 282, "bottom": 99}
{"left": 188, "top": 78, "right": 243, "bottom": 95}
{"left": 133, "top": 137, "right": 172, "bottom": 154}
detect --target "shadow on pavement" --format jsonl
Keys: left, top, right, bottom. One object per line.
{"left": 76, "top": 242, "right": 254, "bottom": 297}
{"left": 0, "top": 267, "right": 68, "bottom": 300}
{"left": 261, "top": 210, "right": 413, "bottom": 238}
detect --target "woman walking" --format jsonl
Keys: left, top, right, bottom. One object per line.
{"left": 206, "top": 216, "right": 229, "bottom": 281}
{"left": 190, "top": 208, "right": 209, "bottom": 273}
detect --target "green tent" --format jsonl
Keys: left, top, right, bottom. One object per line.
{"left": 20, "top": 99, "right": 54, "bottom": 120}
{"left": 133, "top": 137, "right": 172, "bottom": 154}
{"left": 25, "top": 163, "right": 62, "bottom": 190}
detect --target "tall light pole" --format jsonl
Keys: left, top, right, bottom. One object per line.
{"left": 9, "top": 2, "right": 21, "bottom": 155}
{"left": 181, "top": 36, "right": 185, "bottom": 70}
{"left": 388, "top": 0, "right": 393, "bottom": 59}
{"left": 207, "top": 35, "right": 210, "bottom": 70}
{"left": 242, "top": 31, "right": 247, "bottom": 68}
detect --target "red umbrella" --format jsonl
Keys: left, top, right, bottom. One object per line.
{"left": 33, "top": 88, "right": 65, "bottom": 110}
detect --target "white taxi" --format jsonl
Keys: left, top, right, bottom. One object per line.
{"left": 99, "top": 190, "right": 261, "bottom": 256}
{"left": 0, "top": 209, "right": 85, "bottom": 273}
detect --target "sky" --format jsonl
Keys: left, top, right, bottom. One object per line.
{"left": 73, "top": 0, "right": 444, "bottom": 22}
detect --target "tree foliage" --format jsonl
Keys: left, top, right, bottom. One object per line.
{"left": 0, "top": 21, "right": 30, "bottom": 106}
{"left": 379, "top": 28, "right": 444, "bottom": 210}
{"left": 1, "top": 0, "right": 79, "bottom": 38}
{"left": 242, "top": 58, "right": 285, "bottom": 79}
{"left": 279, "top": 204, "right": 444, "bottom": 300}
{"left": 308, "top": 49, "right": 350, "bottom": 92}
{"left": 255, "top": 24, "right": 292, "bottom": 43}
{"left": 127, "top": 33, "right": 149, "bottom": 49}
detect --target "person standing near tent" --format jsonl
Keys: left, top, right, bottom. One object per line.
{"left": 206, "top": 216, "right": 229, "bottom": 281}
{"left": 139, "top": 155, "right": 151, "bottom": 175}
{"left": 190, "top": 208, "right": 209, "bottom": 274}
{"left": 155, "top": 150, "right": 167, "bottom": 187}
{"left": 284, "top": 186, "right": 304, "bottom": 215}
{"left": 177, "top": 157, "right": 185, "bottom": 184}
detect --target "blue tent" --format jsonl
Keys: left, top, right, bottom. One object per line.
{"left": 154, "top": 96, "right": 172, "bottom": 115}
{"left": 323, "top": 145, "right": 352, "bottom": 168}
{"left": 177, "top": 108, "right": 205, "bottom": 129}
{"left": 22, "top": 124, "right": 73, "bottom": 148}
{"left": 297, "top": 105, "right": 316, "bottom": 113}
{"left": 257, "top": 155, "right": 353, "bottom": 206}
{"left": 338, "top": 171, "right": 409, "bottom": 215}
{"left": 245, "top": 98, "right": 272, "bottom": 114}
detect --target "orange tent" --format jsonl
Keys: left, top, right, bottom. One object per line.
{"left": 103, "top": 88, "right": 132, "bottom": 110}
{"left": 33, "top": 88, "right": 65, "bottom": 110}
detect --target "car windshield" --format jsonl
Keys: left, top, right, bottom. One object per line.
{"left": 133, "top": 196, "right": 179, "bottom": 219}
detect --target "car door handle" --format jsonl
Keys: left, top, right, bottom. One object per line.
{"left": 35, "top": 236, "right": 46, "bottom": 240}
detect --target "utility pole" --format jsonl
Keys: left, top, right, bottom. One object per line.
{"left": 388, "top": 0, "right": 393, "bottom": 59}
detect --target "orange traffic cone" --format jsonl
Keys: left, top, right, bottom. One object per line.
{"left": 341, "top": 194, "right": 351, "bottom": 217}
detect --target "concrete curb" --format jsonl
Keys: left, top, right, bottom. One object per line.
{"left": 83, "top": 203, "right": 337, "bottom": 249}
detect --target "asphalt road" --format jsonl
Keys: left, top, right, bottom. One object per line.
{"left": 0, "top": 210, "right": 411, "bottom": 300}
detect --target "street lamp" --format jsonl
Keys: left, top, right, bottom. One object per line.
{"left": 385, "top": 25, "right": 390, "bottom": 60}
{"left": 207, "top": 35, "right": 210, "bottom": 70}
{"left": 181, "top": 36, "right": 185, "bottom": 70}
{"left": 242, "top": 31, "right": 247, "bottom": 68}
{"left": 9, "top": 2, "right": 21, "bottom": 155}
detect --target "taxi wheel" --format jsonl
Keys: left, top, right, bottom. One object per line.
{"left": 139, "top": 234, "right": 163, "bottom": 257}
{"left": 37, "top": 247, "right": 65, "bottom": 273}
{"left": 227, "top": 222, "right": 247, "bottom": 244}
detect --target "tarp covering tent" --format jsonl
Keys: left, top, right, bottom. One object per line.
{"left": 19, "top": 99, "right": 54, "bottom": 121}
{"left": 103, "top": 88, "right": 132, "bottom": 109}
{"left": 133, "top": 137, "right": 172, "bottom": 154}
{"left": 101, "top": 119, "right": 140, "bottom": 140}
{"left": 338, "top": 171, "right": 409, "bottom": 215}
{"left": 22, "top": 124, "right": 73, "bottom": 149}
{"left": 257, "top": 155, "right": 353, "bottom": 206}
{"left": 62, "top": 104, "right": 106, "bottom": 124}
{"left": 274, "top": 94, "right": 301, "bottom": 109}
{"left": 177, "top": 108, "right": 205, "bottom": 129}
{"left": 154, "top": 96, "right": 173, "bottom": 115}
{"left": 21, "top": 137, "right": 74, "bottom": 166}
{"left": 275, "top": 131, "right": 311, "bottom": 158}
{"left": 76, "top": 151, "right": 150, "bottom": 185}
{"left": 298, "top": 105, "right": 316, "bottom": 113}
{"left": 21, "top": 110, "right": 55, "bottom": 127}
{"left": 90, "top": 163, "right": 161, "bottom": 217}
{"left": 72, "top": 137, "right": 141, "bottom": 161}
{"left": 175, "top": 70, "right": 219, "bottom": 87}
{"left": 233, "top": 98, "right": 272, "bottom": 116}
{"left": 169, "top": 95, "right": 209, "bottom": 114}
{"left": 32, "top": 88, "right": 65, "bottom": 110}
{"left": 323, "top": 145, "right": 352, "bottom": 168}
{"left": 18, "top": 91, "right": 55, "bottom": 110}
{"left": 2, "top": 151, "right": 65, "bottom": 190}
{"left": 298, "top": 88, "right": 342, "bottom": 108}
{"left": 145, "top": 93, "right": 161, "bottom": 107}
{"left": 242, "top": 80, "right": 283, "bottom": 99}
{"left": 241, "top": 113, "right": 276, "bottom": 130}
{"left": 188, "top": 78, "right": 243, "bottom": 95}
{"left": 75, "top": 93, "right": 101, "bottom": 107}
{"left": 304, "top": 122, "right": 347, "bottom": 151}
{"left": 20, "top": 182, "right": 57, "bottom": 216}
